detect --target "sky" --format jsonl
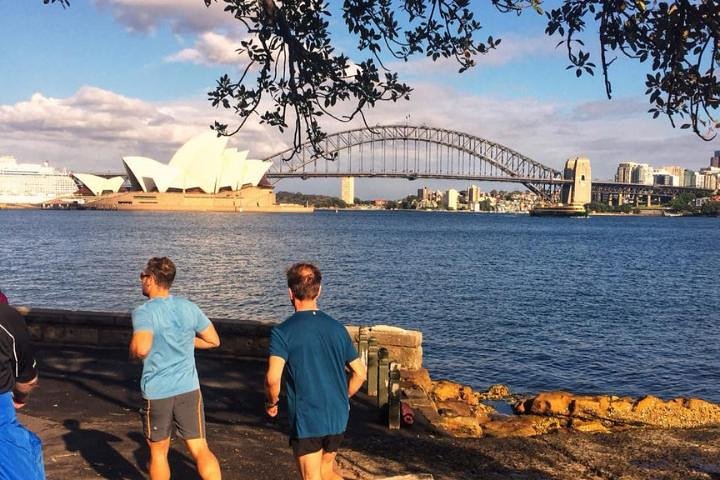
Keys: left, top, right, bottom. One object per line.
{"left": 1, "top": 0, "right": 718, "bottom": 199}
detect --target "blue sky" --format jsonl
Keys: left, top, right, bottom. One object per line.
{"left": 1, "top": 0, "right": 717, "bottom": 199}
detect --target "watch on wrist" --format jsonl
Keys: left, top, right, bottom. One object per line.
{"left": 265, "top": 399, "right": 279, "bottom": 408}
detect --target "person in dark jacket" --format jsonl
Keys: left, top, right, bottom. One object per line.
{"left": 0, "top": 303, "right": 44, "bottom": 479}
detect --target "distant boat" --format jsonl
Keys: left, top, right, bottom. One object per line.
{"left": 662, "top": 211, "right": 683, "bottom": 217}
{"left": 0, "top": 156, "right": 77, "bottom": 205}
{"left": 529, "top": 204, "right": 589, "bottom": 217}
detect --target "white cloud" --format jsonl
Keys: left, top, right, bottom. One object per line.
{"left": 0, "top": 87, "right": 287, "bottom": 173}
{"left": 0, "top": 85, "right": 713, "bottom": 198}
{"left": 92, "top": 0, "right": 235, "bottom": 34}
{"left": 165, "top": 32, "right": 244, "bottom": 66}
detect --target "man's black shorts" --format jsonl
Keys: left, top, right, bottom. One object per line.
{"left": 139, "top": 389, "right": 206, "bottom": 442}
{"left": 290, "top": 433, "right": 344, "bottom": 457}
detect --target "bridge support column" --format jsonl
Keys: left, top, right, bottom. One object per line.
{"left": 617, "top": 193, "right": 624, "bottom": 206}
{"left": 647, "top": 195, "right": 652, "bottom": 207}
{"left": 341, "top": 177, "right": 355, "bottom": 205}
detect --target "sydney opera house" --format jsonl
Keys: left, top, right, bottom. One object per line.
{"left": 77, "top": 132, "right": 306, "bottom": 212}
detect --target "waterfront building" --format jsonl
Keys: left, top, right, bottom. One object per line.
{"left": 417, "top": 186, "right": 431, "bottom": 202}
{"left": 83, "top": 131, "right": 311, "bottom": 213}
{"left": 663, "top": 166, "right": 686, "bottom": 181}
{"left": 73, "top": 174, "right": 126, "bottom": 196}
{"left": 467, "top": 184, "right": 480, "bottom": 203}
{"left": 615, "top": 162, "right": 637, "bottom": 183}
{"left": 653, "top": 172, "right": 674, "bottom": 186}
{"left": 121, "top": 131, "right": 271, "bottom": 194}
{"left": 0, "top": 155, "right": 77, "bottom": 204}
{"left": 445, "top": 189, "right": 459, "bottom": 210}
{"left": 341, "top": 176, "right": 355, "bottom": 205}
{"left": 682, "top": 170, "right": 698, "bottom": 188}
{"left": 699, "top": 167, "right": 720, "bottom": 191}
{"left": 631, "top": 163, "right": 654, "bottom": 185}
{"left": 711, "top": 151, "right": 720, "bottom": 168}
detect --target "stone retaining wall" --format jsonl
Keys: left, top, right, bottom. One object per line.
{"left": 16, "top": 307, "right": 423, "bottom": 369}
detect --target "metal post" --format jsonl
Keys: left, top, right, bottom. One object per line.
{"left": 377, "top": 348, "right": 389, "bottom": 409}
{"left": 388, "top": 361, "right": 401, "bottom": 430}
{"left": 367, "top": 338, "right": 379, "bottom": 397}
{"left": 358, "top": 327, "right": 369, "bottom": 370}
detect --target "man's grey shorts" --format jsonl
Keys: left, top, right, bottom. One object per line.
{"left": 139, "top": 389, "right": 206, "bottom": 442}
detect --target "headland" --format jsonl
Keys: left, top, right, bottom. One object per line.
{"left": 15, "top": 307, "right": 720, "bottom": 480}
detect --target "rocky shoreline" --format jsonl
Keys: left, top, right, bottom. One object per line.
{"left": 401, "top": 368, "right": 720, "bottom": 439}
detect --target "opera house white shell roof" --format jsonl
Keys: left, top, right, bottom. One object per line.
{"left": 72, "top": 174, "right": 126, "bottom": 196}
{"left": 122, "top": 131, "right": 272, "bottom": 194}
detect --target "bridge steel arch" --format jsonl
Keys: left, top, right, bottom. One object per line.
{"left": 263, "top": 125, "right": 568, "bottom": 200}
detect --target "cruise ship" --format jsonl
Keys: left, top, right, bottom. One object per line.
{"left": 0, "top": 156, "right": 78, "bottom": 205}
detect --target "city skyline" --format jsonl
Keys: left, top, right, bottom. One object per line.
{"left": 1, "top": 1, "right": 718, "bottom": 199}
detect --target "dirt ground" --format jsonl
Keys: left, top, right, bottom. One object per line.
{"left": 18, "top": 344, "right": 720, "bottom": 480}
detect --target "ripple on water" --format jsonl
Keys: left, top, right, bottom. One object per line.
{"left": 1, "top": 210, "right": 718, "bottom": 401}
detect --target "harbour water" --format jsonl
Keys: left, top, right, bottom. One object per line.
{"left": 1, "top": 210, "right": 718, "bottom": 402}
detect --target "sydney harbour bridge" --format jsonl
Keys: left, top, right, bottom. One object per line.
{"left": 263, "top": 125, "right": 710, "bottom": 204}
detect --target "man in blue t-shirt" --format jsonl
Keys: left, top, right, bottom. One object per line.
{"left": 130, "top": 257, "right": 222, "bottom": 480}
{"left": 266, "top": 263, "right": 366, "bottom": 480}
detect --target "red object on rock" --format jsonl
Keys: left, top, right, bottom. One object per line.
{"left": 0, "top": 291, "right": 7, "bottom": 305}
{"left": 401, "top": 402, "right": 415, "bottom": 425}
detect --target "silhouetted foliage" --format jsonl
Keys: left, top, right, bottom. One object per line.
{"left": 46, "top": 1, "right": 720, "bottom": 156}
{"left": 202, "top": 0, "right": 720, "bottom": 156}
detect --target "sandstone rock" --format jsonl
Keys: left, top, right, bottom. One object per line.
{"left": 477, "top": 384, "right": 511, "bottom": 400}
{"left": 459, "top": 385, "right": 479, "bottom": 406}
{"left": 570, "top": 419, "right": 610, "bottom": 434}
{"left": 633, "top": 395, "right": 661, "bottom": 413}
{"left": 516, "top": 391, "right": 720, "bottom": 429}
{"left": 483, "top": 415, "right": 561, "bottom": 437}
{"left": 432, "top": 380, "right": 462, "bottom": 402}
{"left": 607, "top": 397, "right": 634, "bottom": 415}
{"left": 570, "top": 395, "right": 610, "bottom": 417}
{"left": 517, "top": 391, "right": 573, "bottom": 416}
{"left": 402, "top": 368, "right": 432, "bottom": 393}
{"left": 435, "top": 415, "right": 482, "bottom": 437}
{"left": 436, "top": 399, "right": 474, "bottom": 418}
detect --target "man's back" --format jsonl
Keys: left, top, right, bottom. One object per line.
{"left": 132, "top": 295, "right": 210, "bottom": 400}
{"left": 270, "top": 310, "right": 357, "bottom": 438}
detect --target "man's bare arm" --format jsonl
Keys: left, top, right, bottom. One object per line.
{"left": 13, "top": 375, "right": 38, "bottom": 408}
{"left": 265, "top": 355, "right": 286, "bottom": 417}
{"left": 347, "top": 357, "right": 367, "bottom": 398}
{"left": 129, "top": 331, "right": 153, "bottom": 360}
{"left": 195, "top": 324, "right": 220, "bottom": 349}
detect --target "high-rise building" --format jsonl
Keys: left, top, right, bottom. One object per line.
{"left": 340, "top": 176, "right": 354, "bottom": 205}
{"left": 467, "top": 184, "right": 480, "bottom": 203}
{"left": 663, "top": 166, "right": 686, "bottom": 180}
{"left": 445, "top": 189, "right": 459, "bottom": 210}
{"left": 632, "top": 164, "right": 654, "bottom": 185}
{"left": 653, "top": 170, "right": 673, "bottom": 186}
{"left": 417, "top": 186, "right": 431, "bottom": 201}
{"left": 699, "top": 167, "right": 720, "bottom": 190}
{"left": 683, "top": 170, "right": 698, "bottom": 187}
{"left": 711, "top": 151, "right": 720, "bottom": 168}
{"left": 615, "top": 162, "right": 637, "bottom": 183}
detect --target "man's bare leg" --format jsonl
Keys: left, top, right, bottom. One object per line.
{"left": 148, "top": 438, "right": 171, "bottom": 480}
{"left": 185, "top": 437, "right": 222, "bottom": 480}
{"left": 296, "top": 449, "right": 323, "bottom": 480}
{"left": 320, "top": 451, "right": 343, "bottom": 480}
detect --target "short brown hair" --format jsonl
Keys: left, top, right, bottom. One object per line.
{"left": 287, "top": 263, "right": 321, "bottom": 300}
{"left": 145, "top": 257, "right": 176, "bottom": 288}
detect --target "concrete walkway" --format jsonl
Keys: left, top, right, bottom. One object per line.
{"left": 18, "top": 344, "right": 720, "bottom": 480}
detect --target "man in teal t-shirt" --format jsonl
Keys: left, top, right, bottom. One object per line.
{"left": 266, "top": 263, "right": 366, "bottom": 480}
{"left": 130, "top": 257, "right": 222, "bottom": 480}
